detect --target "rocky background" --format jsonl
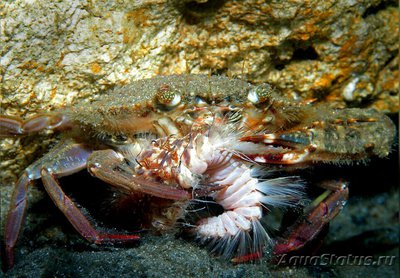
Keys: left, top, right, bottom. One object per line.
{"left": 1, "top": 0, "right": 398, "bottom": 277}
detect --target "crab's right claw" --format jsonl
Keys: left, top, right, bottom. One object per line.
{"left": 240, "top": 110, "right": 396, "bottom": 165}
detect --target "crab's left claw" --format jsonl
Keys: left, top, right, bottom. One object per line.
{"left": 240, "top": 109, "right": 396, "bottom": 166}
{"left": 240, "top": 131, "right": 316, "bottom": 165}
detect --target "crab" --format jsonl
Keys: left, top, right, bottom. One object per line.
{"left": 1, "top": 74, "right": 396, "bottom": 269}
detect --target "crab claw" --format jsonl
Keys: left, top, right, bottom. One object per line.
{"left": 240, "top": 131, "right": 316, "bottom": 165}
{"left": 242, "top": 132, "right": 312, "bottom": 148}
{"left": 241, "top": 109, "right": 396, "bottom": 165}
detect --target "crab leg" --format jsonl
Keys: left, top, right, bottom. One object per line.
{"left": 41, "top": 168, "right": 140, "bottom": 243}
{"left": 273, "top": 181, "right": 349, "bottom": 254}
{"left": 4, "top": 139, "right": 89, "bottom": 268}
{"left": 3, "top": 140, "right": 138, "bottom": 269}
{"left": 88, "top": 149, "right": 191, "bottom": 201}
{"left": 0, "top": 113, "right": 71, "bottom": 137}
{"left": 4, "top": 172, "right": 31, "bottom": 269}
{"left": 4, "top": 140, "right": 84, "bottom": 268}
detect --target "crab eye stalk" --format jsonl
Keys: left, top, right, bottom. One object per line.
{"left": 156, "top": 84, "right": 181, "bottom": 110}
{"left": 247, "top": 84, "right": 273, "bottom": 105}
{"left": 194, "top": 95, "right": 208, "bottom": 107}
{"left": 102, "top": 133, "right": 130, "bottom": 145}
{"left": 115, "top": 134, "right": 128, "bottom": 143}
{"left": 111, "top": 134, "right": 130, "bottom": 145}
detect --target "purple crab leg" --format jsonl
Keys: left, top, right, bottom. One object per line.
{"left": 0, "top": 113, "right": 71, "bottom": 137}
{"left": 4, "top": 172, "right": 31, "bottom": 269}
{"left": 40, "top": 168, "right": 140, "bottom": 243}
{"left": 4, "top": 140, "right": 90, "bottom": 269}
{"left": 4, "top": 139, "right": 138, "bottom": 269}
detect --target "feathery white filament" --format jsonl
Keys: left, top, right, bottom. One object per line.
{"left": 185, "top": 124, "right": 304, "bottom": 259}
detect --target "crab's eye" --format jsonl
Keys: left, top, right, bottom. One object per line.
{"left": 103, "top": 133, "right": 130, "bottom": 145}
{"left": 156, "top": 84, "right": 181, "bottom": 109}
{"left": 115, "top": 134, "right": 128, "bottom": 142}
{"left": 247, "top": 85, "right": 273, "bottom": 104}
{"left": 194, "top": 95, "right": 208, "bottom": 106}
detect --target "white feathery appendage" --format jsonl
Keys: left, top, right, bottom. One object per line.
{"left": 194, "top": 159, "right": 304, "bottom": 259}
{"left": 256, "top": 177, "right": 305, "bottom": 207}
{"left": 183, "top": 123, "right": 305, "bottom": 260}
{"left": 196, "top": 208, "right": 270, "bottom": 259}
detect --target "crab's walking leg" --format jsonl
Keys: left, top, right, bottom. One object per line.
{"left": 273, "top": 181, "right": 349, "bottom": 254}
{"left": 88, "top": 149, "right": 191, "bottom": 201}
{"left": 4, "top": 172, "right": 31, "bottom": 269}
{"left": 40, "top": 169, "right": 140, "bottom": 244}
{"left": 0, "top": 114, "right": 71, "bottom": 137}
{"left": 4, "top": 139, "right": 89, "bottom": 269}
{"left": 3, "top": 140, "right": 137, "bottom": 269}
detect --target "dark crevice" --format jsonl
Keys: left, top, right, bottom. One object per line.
{"left": 184, "top": 0, "right": 226, "bottom": 14}
{"left": 274, "top": 63, "right": 286, "bottom": 71}
{"left": 211, "top": 68, "right": 227, "bottom": 76}
{"left": 292, "top": 46, "right": 319, "bottom": 61}
{"left": 176, "top": 0, "right": 227, "bottom": 24}
{"left": 273, "top": 44, "right": 320, "bottom": 71}
{"left": 383, "top": 50, "right": 397, "bottom": 68}
{"left": 362, "top": 0, "right": 397, "bottom": 18}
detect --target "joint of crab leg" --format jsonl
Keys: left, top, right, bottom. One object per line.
{"left": 273, "top": 182, "right": 349, "bottom": 254}
{"left": 0, "top": 114, "right": 71, "bottom": 137}
{"left": 0, "top": 116, "right": 23, "bottom": 137}
{"left": 41, "top": 168, "right": 140, "bottom": 244}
